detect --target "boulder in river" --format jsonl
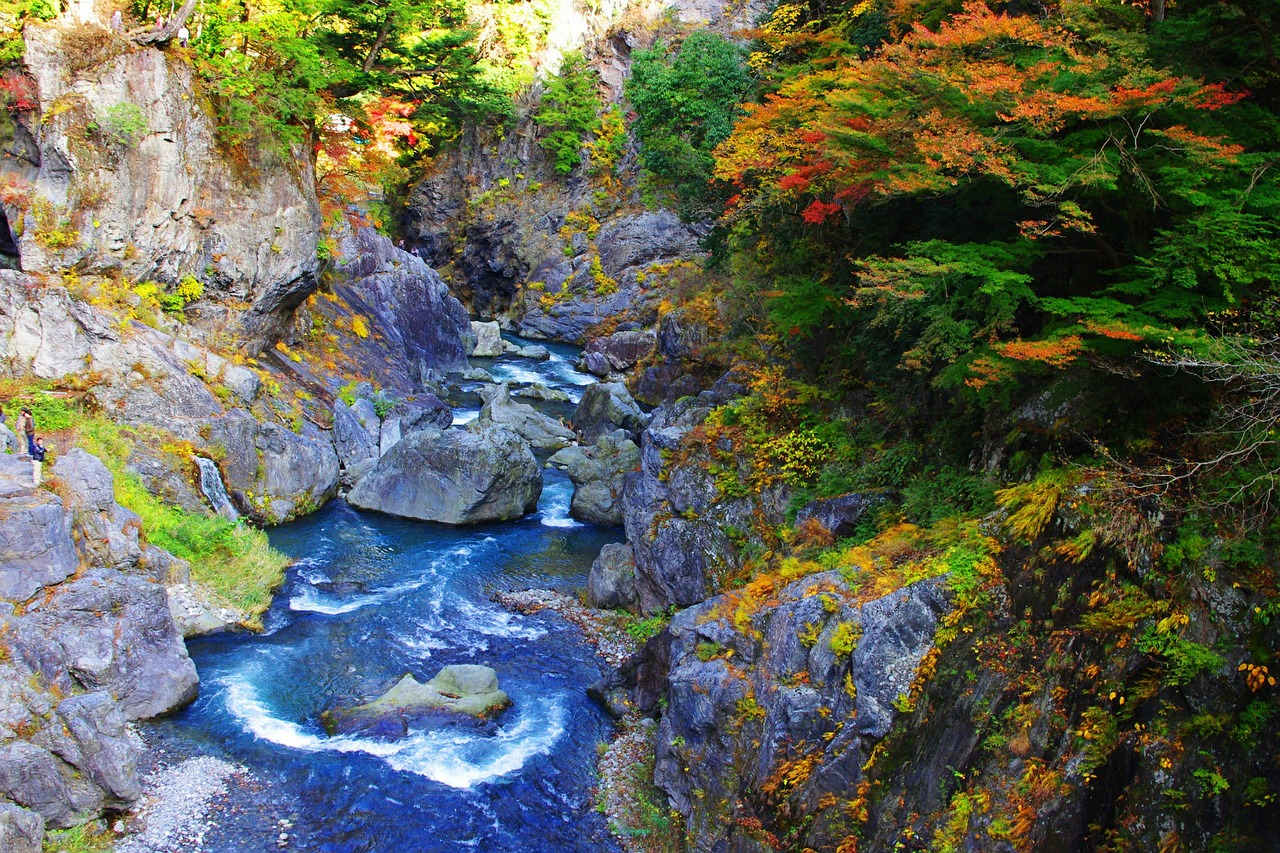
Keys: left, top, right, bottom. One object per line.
{"left": 572, "top": 382, "right": 649, "bottom": 444}
{"left": 347, "top": 425, "right": 542, "bottom": 524}
{"left": 325, "top": 664, "right": 511, "bottom": 738}
{"left": 477, "top": 383, "right": 576, "bottom": 451}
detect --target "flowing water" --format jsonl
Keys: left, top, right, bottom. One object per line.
{"left": 148, "top": 341, "right": 627, "bottom": 853}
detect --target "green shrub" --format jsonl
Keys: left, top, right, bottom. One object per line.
{"left": 77, "top": 419, "right": 288, "bottom": 625}
{"left": 95, "top": 102, "right": 148, "bottom": 148}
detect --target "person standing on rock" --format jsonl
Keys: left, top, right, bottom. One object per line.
{"left": 17, "top": 406, "right": 34, "bottom": 457}
{"left": 109, "top": 9, "right": 123, "bottom": 32}
{"left": 177, "top": 24, "right": 189, "bottom": 46}
{"left": 31, "top": 436, "right": 45, "bottom": 485}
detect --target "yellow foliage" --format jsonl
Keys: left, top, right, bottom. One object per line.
{"left": 351, "top": 315, "right": 370, "bottom": 339}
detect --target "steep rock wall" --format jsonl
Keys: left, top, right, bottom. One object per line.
{"left": 2, "top": 23, "right": 321, "bottom": 350}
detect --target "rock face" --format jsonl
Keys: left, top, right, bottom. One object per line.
{"left": 0, "top": 803, "right": 43, "bottom": 853}
{"left": 9, "top": 25, "right": 322, "bottom": 350}
{"left": 0, "top": 451, "right": 198, "bottom": 835}
{"left": 547, "top": 433, "right": 640, "bottom": 527}
{"left": 209, "top": 411, "right": 340, "bottom": 524}
{"left": 476, "top": 383, "right": 575, "bottom": 451}
{"left": 620, "top": 398, "right": 785, "bottom": 614}
{"left": 581, "top": 329, "right": 656, "bottom": 378}
{"left": 0, "top": 480, "right": 78, "bottom": 601}
{"left": 325, "top": 227, "right": 472, "bottom": 389}
{"left": 347, "top": 425, "right": 542, "bottom": 524}
{"left": 325, "top": 665, "right": 511, "bottom": 738}
{"left": 572, "top": 381, "right": 649, "bottom": 443}
{"left": 627, "top": 573, "right": 950, "bottom": 853}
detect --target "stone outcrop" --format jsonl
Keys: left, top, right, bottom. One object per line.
{"left": 0, "top": 461, "right": 78, "bottom": 601}
{"left": 571, "top": 381, "right": 648, "bottom": 443}
{"left": 606, "top": 573, "right": 951, "bottom": 853}
{"left": 10, "top": 25, "right": 322, "bottom": 350}
{"left": 581, "top": 328, "right": 655, "bottom": 378}
{"left": 795, "top": 492, "right": 889, "bottom": 539}
{"left": 476, "top": 383, "right": 575, "bottom": 451}
{"left": 0, "top": 452, "right": 198, "bottom": 837}
{"left": 547, "top": 432, "right": 640, "bottom": 527}
{"left": 209, "top": 411, "right": 340, "bottom": 524}
{"left": 325, "top": 665, "right": 511, "bottom": 738}
{"left": 469, "top": 320, "right": 509, "bottom": 357}
{"left": 324, "top": 227, "right": 472, "bottom": 391}
{"left": 347, "top": 424, "right": 542, "bottom": 524}
{"left": 620, "top": 398, "right": 785, "bottom": 614}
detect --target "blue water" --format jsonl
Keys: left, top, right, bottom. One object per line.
{"left": 149, "top": 342, "right": 626, "bottom": 852}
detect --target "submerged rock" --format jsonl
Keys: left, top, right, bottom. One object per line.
{"left": 325, "top": 665, "right": 511, "bottom": 738}
{"left": 346, "top": 425, "right": 541, "bottom": 524}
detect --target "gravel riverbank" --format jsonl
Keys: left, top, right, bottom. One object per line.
{"left": 115, "top": 756, "right": 249, "bottom": 853}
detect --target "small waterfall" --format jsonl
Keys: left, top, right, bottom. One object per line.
{"left": 195, "top": 456, "right": 239, "bottom": 521}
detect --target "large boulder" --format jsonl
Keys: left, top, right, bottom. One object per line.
{"left": 572, "top": 382, "right": 649, "bottom": 444}
{"left": 324, "top": 664, "right": 511, "bottom": 738}
{"left": 21, "top": 569, "right": 199, "bottom": 720}
{"left": 469, "top": 320, "right": 506, "bottom": 357}
{"left": 477, "top": 384, "right": 575, "bottom": 451}
{"left": 581, "top": 329, "right": 656, "bottom": 378}
{"left": 347, "top": 425, "right": 542, "bottom": 524}
{"left": 210, "top": 411, "right": 340, "bottom": 523}
{"left": 547, "top": 433, "right": 640, "bottom": 527}
{"left": 795, "top": 492, "right": 887, "bottom": 539}
{"left": 587, "top": 543, "right": 639, "bottom": 612}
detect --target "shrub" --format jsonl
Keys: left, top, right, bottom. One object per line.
{"left": 94, "top": 102, "right": 148, "bottom": 148}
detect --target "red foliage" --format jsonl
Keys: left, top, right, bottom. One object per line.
{"left": 779, "top": 173, "right": 812, "bottom": 191}
{"left": 802, "top": 199, "right": 842, "bottom": 223}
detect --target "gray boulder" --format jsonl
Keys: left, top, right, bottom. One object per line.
{"left": 516, "top": 344, "right": 551, "bottom": 360}
{"left": 470, "top": 320, "right": 506, "bottom": 357}
{"left": 478, "top": 384, "right": 575, "bottom": 451}
{"left": 347, "top": 425, "right": 542, "bottom": 524}
{"left": 582, "top": 329, "right": 656, "bottom": 377}
{"left": 0, "top": 803, "right": 43, "bottom": 853}
{"left": 23, "top": 569, "right": 199, "bottom": 720}
{"left": 0, "top": 488, "right": 78, "bottom": 602}
{"left": 795, "top": 492, "right": 886, "bottom": 539}
{"left": 0, "top": 423, "right": 15, "bottom": 454}
{"left": 211, "top": 412, "right": 340, "bottom": 524}
{"left": 587, "top": 543, "right": 639, "bottom": 612}
{"left": 512, "top": 384, "right": 571, "bottom": 403}
{"left": 547, "top": 433, "right": 640, "bottom": 527}
{"left": 332, "top": 400, "right": 379, "bottom": 487}
{"left": 325, "top": 665, "right": 510, "bottom": 737}
{"left": 572, "top": 382, "right": 648, "bottom": 444}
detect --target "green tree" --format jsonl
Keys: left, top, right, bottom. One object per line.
{"left": 534, "top": 51, "right": 601, "bottom": 175}
{"left": 627, "top": 30, "right": 753, "bottom": 216}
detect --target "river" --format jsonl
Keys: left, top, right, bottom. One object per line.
{"left": 147, "top": 341, "right": 627, "bottom": 853}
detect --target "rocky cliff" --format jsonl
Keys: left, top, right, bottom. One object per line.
{"left": 3, "top": 23, "right": 321, "bottom": 351}
{"left": 0, "top": 450, "right": 197, "bottom": 843}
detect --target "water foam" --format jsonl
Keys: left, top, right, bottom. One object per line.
{"left": 223, "top": 676, "right": 564, "bottom": 788}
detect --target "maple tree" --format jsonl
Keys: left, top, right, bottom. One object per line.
{"left": 714, "top": 0, "right": 1280, "bottom": 391}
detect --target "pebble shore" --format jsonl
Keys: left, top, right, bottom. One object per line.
{"left": 115, "top": 756, "right": 248, "bottom": 853}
